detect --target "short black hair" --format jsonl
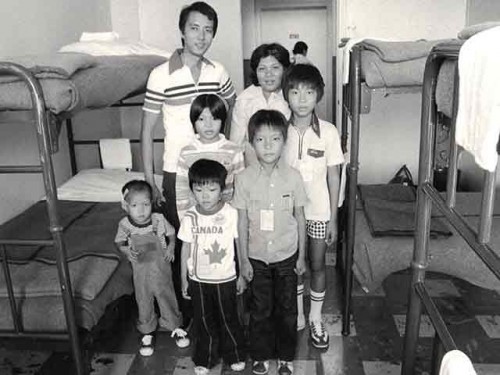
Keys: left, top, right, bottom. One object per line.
{"left": 122, "top": 180, "right": 152, "bottom": 202}
{"left": 248, "top": 109, "right": 288, "bottom": 144}
{"left": 293, "top": 41, "right": 308, "bottom": 55}
{"left": 190, "top": 94, "right": 227, "bottom": 133}
{"left": 250, "top": 43, "right": 290, "bottom": 86}
{"left": 179, "top": 2, "right": 218, "bottom": 37}
{"left": 282, "top": 63, "right": 325, "bottom": 102}
{"left": 188, "top": 159, "right": 227, "bottom": 191}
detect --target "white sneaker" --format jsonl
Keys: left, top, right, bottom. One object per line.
{"left": 230, "top": 361, "right": 246, "bottom": 371}
{"left": 171, "top": 327, "right": 190, "bottom": 348}
{"left": 194, "top": 366, "right": 209, "bottom": 375}
{"left": 139, "top": 333, "right": 155, "bottom": 356}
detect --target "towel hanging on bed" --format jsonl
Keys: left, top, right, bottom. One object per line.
{"left": 455, "top": 26, "right": 500, "bottom": 172}
{"left": 99, "top": 138, "right": 132, "bottom": 170}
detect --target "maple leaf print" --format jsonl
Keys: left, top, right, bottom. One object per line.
{"left": 204, "top": 240, "right": 226, "bottom": 264}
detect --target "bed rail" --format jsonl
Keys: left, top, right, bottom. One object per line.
{"left": 401, "top": 42, "right": 500, "bottom": 375}
{"left": 0, "top": 62, "right": 86, "bottom": 375}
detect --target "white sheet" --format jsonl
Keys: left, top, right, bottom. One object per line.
{"left": 56, "top": 169, "right": 163, "bottom": 202}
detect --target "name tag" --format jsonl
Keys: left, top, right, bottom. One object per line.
{"left": 307, "top": 148, "right": 324, "bottom": 158}
{"left": 260, "top": 209, "right": 274, "bottom": 231}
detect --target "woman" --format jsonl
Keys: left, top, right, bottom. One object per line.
{"left": 230, "top": 43, "right": 291, "bottom": 163}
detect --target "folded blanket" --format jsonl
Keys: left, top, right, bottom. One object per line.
{"left": 0, "top": 201, "right": 122, "bottom": 264}
{"left": 0, "top": 255, "right": 119, "bottom": 300}
{"left": 358, "top": 184, "right": 452, "bottom": 237}
{"left": 361, "top": 39, "right": 446, "bottom": 62}
{"left": 0, "top": 52, "right": 96, "bottom": 83}
{"left": 458, "top": 21, "right": 500, "bottom": 40}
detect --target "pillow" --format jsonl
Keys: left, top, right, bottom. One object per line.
{"left": 458, "top": 22, "right": 500, "bottom": 40}
{"left": 59, "top": 40, "right": 171, "bottom": 58}
{"left": 56, "top": 169, "right": 163, "bottom": 202}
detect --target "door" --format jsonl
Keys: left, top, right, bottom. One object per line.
{"left": 259, "top": 7, "right": 331, "bottom": 121}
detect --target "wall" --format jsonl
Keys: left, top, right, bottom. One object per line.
{"left": 0, "top": 0, "right": 112, "bottom": 224}
{"left": 343, "top": 0, "right": 467, "bottom": 183}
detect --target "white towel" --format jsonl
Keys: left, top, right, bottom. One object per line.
{"left": 338, "top": 152, "right": 349, "bottom": 207}
{"left": 99, "top": 138, "right": 132, "bottom": 170}
{"left": 439, "top": 350, "right": 476, "bottom": 375}
{"left": 455, "top": 26, "right": 500, "bottom": 172}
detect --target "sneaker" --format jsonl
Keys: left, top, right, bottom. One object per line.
{"left": 171, "top": 327, "right": 190, "bottom": 348}
{"left": 139, "top": 333, "right": 155, "bottom": 356}
{"left": 230, "top": 361, "right": 246, "bottom": 372}
{"left": 278, "top": 360, "right": 294, "bottom": 375}
{"left": 309, "top": 320, "right": 329, "bottom": 349}
{"left": 194, "top": 366, "right": 209, "bottom": 375}
{"left": 252, "top": 360, "right": 269, "bottom": 375}
{"left": 297, "top": 314, "right": 306, "bottom": 331}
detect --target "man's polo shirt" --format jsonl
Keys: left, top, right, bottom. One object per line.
{"left": 232, "top": 160, "right": 307, "bottom": 264}
{"left": 284, "top": 115, "right": 344, "bottom": 221}
{"left": 143, "top": 49, "right": 235, "bottom": 172}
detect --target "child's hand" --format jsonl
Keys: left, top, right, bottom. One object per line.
{"left": 164, "top": 244, "right": 175, "bottom": 262}
{"left": 325, "top": 220, "right": 338, "bottom": 246}
{"left": 121, "top": 245, "right": 138, "bottom": 263}
{"left": 182, "top": 278, "right": 191, "bottom": 300}
{"left": 236, "top": 275, "right": 246, "bottom": 295}
{"left": 241, "top": 260, "right": 253, "bottom": 282}
{"left": 294, "top": 257, "right": 306, "bottom": 276}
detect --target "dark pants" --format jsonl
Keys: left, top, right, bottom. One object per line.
{"left": 162, "top": 171, "right": 192, "bottom": 325}
{"left": 190, "top": 280, "right": 246, "bottom": 368}
{"left": 249, "top": 254, "right": 298, "bottom": 362}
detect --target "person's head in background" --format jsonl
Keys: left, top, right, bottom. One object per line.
{"left": 250, "top": 43, "right": 291, "bottom": 100}
{"left": 190, "top": 94, "right": 228, "bottom": 144}
{"left": 121, "top": 180, "right": 153, "bottom": 225}
{"left": 248, "top": 109, "right": 288, "bottom": 168}
{"left": 188, "top": 159, "right": 227, "bottom": 214}
{"left": 293, "top": 41, "right": 308, "bottom": 57}
{"left": 178, "top": 2, "right": 218, "bottom": 58}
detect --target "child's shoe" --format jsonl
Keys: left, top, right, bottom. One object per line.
{"left": 230, "top": 361, "right": 246, "bottom": 372}
{"left": 139, "top": 332, "right": 155, "bottom": 356}
{"left": 252, "top": 360, "right": 269, "bottom": 375}
{"left": 194, "top": 366, "right": 209, "bottom": 375}
{"left": 309, "top": 320, "right": 329, "bottom": 349}
{"left": 277, "top": 360, "right": 294, "bottom": 375}
{"left": 171, "top": 327, "right": 190, "bottom": 348}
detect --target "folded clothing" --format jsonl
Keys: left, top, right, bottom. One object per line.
{"left": 358, "top": 184, "right": 452, "bottom": 237}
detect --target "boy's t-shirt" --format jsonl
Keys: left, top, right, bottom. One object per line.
{"left": 232, "top": 160, "right": 307, "bottom": 264}
{"left": 284, "top": 115, "right": 344, "bottom": 221}
{"left": 178, "top": 203, "right": 238, "bottom": 284}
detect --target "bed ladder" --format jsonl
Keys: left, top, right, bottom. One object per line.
{"left": 0, "top": 62, "right": 86, "bottom": 375}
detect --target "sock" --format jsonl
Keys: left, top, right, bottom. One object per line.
{"left": 297, "top": 283, "right": 305, "bottom": 319}
{"left": 309, "top": 289, "right": 325, "bottom": 323}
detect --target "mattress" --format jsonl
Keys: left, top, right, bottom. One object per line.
{"left": 353, "top": 191, "right": 500, "bottom": 293}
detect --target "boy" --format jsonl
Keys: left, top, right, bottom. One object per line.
{"left": 115, "top": 180, "right": 189, "bottom": 356}
{"left": 282, "top": 64, "right": 344, "bottom": 349}
{"left": 232, "top": 110, "right": 307, "bottom": 375}
{"left": 140, "top": 1, "right": 236, "bottom": 327}
{"left": 178, "top": 159, "right": 246, "bottom": 375}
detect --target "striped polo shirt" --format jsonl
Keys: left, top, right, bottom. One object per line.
{"left": 143, "top": 49, "right": 236, "bottom": 172}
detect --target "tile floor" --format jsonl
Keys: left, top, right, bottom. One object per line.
{"left": 1, "top": 254, "right": 500, "bottom": 375}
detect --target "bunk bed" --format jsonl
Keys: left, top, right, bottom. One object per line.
{"left": 401, "top": 33, "right": 500, "bottom": 374}
{"left": 0, "top": 48, "right": 167, "bottom": 374}
{"left": 339, "top": 35, "right": 500, "bottom": 337}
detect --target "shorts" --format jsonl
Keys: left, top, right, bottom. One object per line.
{"left": 306, "top": 220, "right": 327, "bottom": 239}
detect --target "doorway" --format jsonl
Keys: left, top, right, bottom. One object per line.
{"left": 244, "top": 0, "right": 335, "bottom": 122}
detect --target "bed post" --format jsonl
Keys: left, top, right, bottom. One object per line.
{"left": 0, "top": 63, "right": 86, "bottom": 375}
{"left": 401, "top": 51, "right": 441, "bottom": 375}
{"left": 342, "top": 45, "right": 362, "bottom": 336}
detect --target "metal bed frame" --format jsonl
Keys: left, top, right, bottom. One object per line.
{"left": 0, "top": 62, "right": 86, "bottom": 374}
{"left": 401, "top": 42, "right": 500, "bottom": 375}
